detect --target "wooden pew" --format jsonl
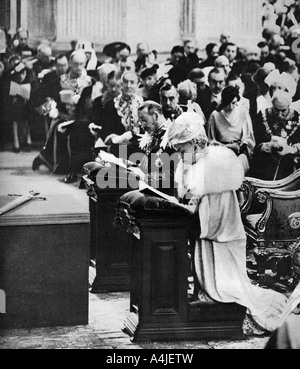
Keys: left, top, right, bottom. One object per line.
{"left": 118, "top": 190, "right": 246, "bottom": 342}
{"left": 82, "top": 161, "right": 139, "bottom": 293}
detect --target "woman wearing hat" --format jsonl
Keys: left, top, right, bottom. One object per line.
{"left": 168, "top": 112, "right": 287, "bottom": 336}
{"left": 137, "top": 64, "right": 160, "bottom": 102}
{"left": 207, "top": 85, "right": 255, "bottom": 174}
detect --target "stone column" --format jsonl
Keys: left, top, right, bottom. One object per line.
{"left": 180, "top": 0, "right": 196, "bottom": 41}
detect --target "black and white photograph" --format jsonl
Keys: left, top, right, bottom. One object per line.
{"left": 0, "top": 0, "right": 300, "bottom": 352}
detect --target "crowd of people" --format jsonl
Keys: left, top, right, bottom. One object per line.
{"left": 0, "top": 0, "right": 299, "bottom": 185}
{"left": 0, "top": 0, "right": 300, "bottom": 344}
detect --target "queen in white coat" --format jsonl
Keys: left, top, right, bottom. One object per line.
{"left": 168, "top": 112, "right": 287, "bottom": 335}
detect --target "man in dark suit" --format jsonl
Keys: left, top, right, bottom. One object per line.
{"left": 197, "top": 68, "right": 226, "bottom": 121}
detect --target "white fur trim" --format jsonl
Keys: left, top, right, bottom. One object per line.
{"left": 175, "top": 146, "right": 244, "bottom": 198}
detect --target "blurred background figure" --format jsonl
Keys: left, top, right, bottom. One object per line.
{"left": 219, "top": 42, "right": 238, "bottom": 69}
{"left": 66, "top": 39, "right": 78, "bottom": 60}
{"left": 31, "top": 43, "right": 55, "bottom": 84}
{"left": 177, "top": 79, "right": 205, "bottom": 120}
{"left": 137, "top": 64, "right": 160, "bottom": 102}
{"left": 6, "top": 61, "right": 37, "bottom": 153}
{"left": 183, "top": 39, "right": 200, "bottom": 72}
{"left": 76, "top": 40, "right": 100, "bottom": 78}
{"left": 12, "top": 28, "right": 35, "bottom": 59}
{"left": 103, "top": 42, "right": 131, "bottom": 70}
{"left": 135, "top": 42, "right": 156, "bottom": 74}
{"left": 219, "top": 33, "right": 231, "bottom": 45}
{"left": 115, "top": 57, "right": 136, "bottom": 80}
{"left": 199, "top": 43, "right": 219, "bottom": 68}
{"left": 42, "top": 54, "right": 69, "bottom": 84}
{"left": 165, "top": 45, "right": 189, "bottom": 87}
{"left": 214, "top": 55, "right": 231, "bottom": 76}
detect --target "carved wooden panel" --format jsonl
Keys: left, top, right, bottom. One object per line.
{"left": 151, "top": 241, "right": 179, "bottom": 315}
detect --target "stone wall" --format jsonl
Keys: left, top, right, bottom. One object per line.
{"left": 9, "top": 0, "right": 263, "bottom": 53}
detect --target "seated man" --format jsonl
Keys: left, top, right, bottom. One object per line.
{"left": 219, "top": 42, "right": 238, "bottom": 70}
{"left": 42, "top": 54, "right": 69, "bottom": 85}
{"left": 95, "top": 71, "right": 144, "bottom": 159}
{"left": 159, "top": 83, "right": 183, "bottom": 121}
{"left": 137, "top": 101, "right": 178, "bottom": 196}
{"left": 250, "top": 90, "right": 300, "bottom": 180}
{"left": 197, "top": 68, "right": 226, "bottom": 121}
{"left": 166, "top": 45, "right": 189, "bottom": 87}
{"left": 31, "top": 44, "right": 55, "bottom": 84}
{"left": 214, "top": 55, "right": 231, "bottom": 76}
{"left": 135, "top": 42, "right": 156, "bottom": 75}
{"left": 183, "top": 39, "right": 199, "bottom": 72}
{"left": 199, "top": 43, "right": 219, "bottom": 68}
{"left": 12, "top": 28, "right": 35, "bottom": 58}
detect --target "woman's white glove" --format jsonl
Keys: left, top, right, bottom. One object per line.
{"left": 89, "top": 123, "right": 102, "bottom": 137}
{"left": 112, "top": 131, "right": 133, "bottom": 144}
{"left": 49, "top": 107, "right": 59, "bottom": 119}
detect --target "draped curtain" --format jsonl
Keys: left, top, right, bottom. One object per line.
{"left": 27, "top": 0, "right": 57, "bottom": 42}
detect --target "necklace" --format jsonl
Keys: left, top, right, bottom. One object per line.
{"left": 114, "top": 94, "right": 143, "bottom": 131}
{"left": 261, "top": 109, "right": 300, "bottom": 141}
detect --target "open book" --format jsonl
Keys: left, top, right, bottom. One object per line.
{"left": 9, "top": 82, "right": 31, "bottom": 100}
{"left": 95, "top": 138, "right": 108, "bottom": 149}
{"left": 98, "top": 150, "right": 133, "bottom": 170}
{"left": 97, "top": 150, "right": 189, "bottom": 210}
{"left": 138, "top": 181, "right": 180, "bottom": 205}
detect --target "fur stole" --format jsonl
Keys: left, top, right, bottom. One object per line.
{"left": 175, "top": 145, "right": 244, "bottom": 198}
